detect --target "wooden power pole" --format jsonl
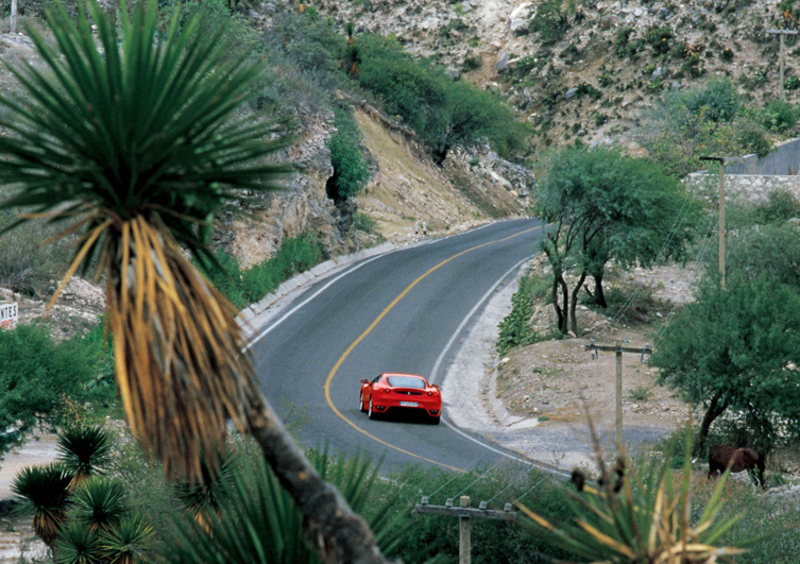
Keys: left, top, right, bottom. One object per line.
{"left": 585, "top": 340, "right": 652, "bottom": 449}
{"left": 699, "top": 155, "right": 740, "bottom": 288}
{"left": 414, "top": 496, "right": 516, "bottom": 564}
{"left": 10, "top": 0, "right": 17, "bottom": 34}
{"left": 766, "top": 29, "right": 798, "bottom": 99}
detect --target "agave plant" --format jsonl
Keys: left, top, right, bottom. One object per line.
{"left": 517, "top": 427, "right": 752, "bottom": 564}
{"left": 58, "top": 425, "right": 113, "bottom": 490}
{"left": 12, "top": 464, "right": 73, "bottom": 548}
{"left": 0, "top": 0, "right": 391, "bottom": 561}
{"left": 166, "top": 450, "right": 413, "bottom": 564}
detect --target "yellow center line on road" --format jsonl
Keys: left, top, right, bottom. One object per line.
{"left": 323, "top": 225, "right": 542, "bottom": 472}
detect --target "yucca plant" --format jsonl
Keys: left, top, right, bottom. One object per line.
{"left": 166, "top": 449, "right": 415, "bottom": 564}
{"left": 0, "top": 0, "right": 391, "bottom": 561}
{"left": 54, "top": 520, "right": 103, "bottom": 564}
{"left": 99, "top": 514, "right": 154, "bottom": 564}
{"left": 12, "top": 464, "right": 73, "bottom": 548}
{"left": 174, "top": 449, "right": 237, "bottom": 530}
{"left": 517, "top": 426, "right": 754, "bottom": 563}
{"left": 70, "top": 476, "right": 128, "bottom": 532}
{"left": 58, "top": 425, "right": 113, "bottom": 490}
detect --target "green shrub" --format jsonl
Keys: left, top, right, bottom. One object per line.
{"left": 644, "top": 24, "right": 673, "bottom": 55}
{"left": 736, "top": 121, "right": 772, "bottom": 157}
{"left": 358, "top": 34, "right": 527, "bottom": 162}
{"left": 785, "top": 76, "right": 800, "bottom": 90}
{"left": 614, "top": 26, "right": 636, "bottom": 58}
{"left": 720, "top": 46, "right": 734, "bottom": 62}
{"left": 682, "top": 76, "right": 738, "bottom": 122}
{"left": 496, "top": 270, "right": 549, "bottom": 354}
{"left": 353, "top": 212, "right": 378, "bottom": 233}
{"left": 529, "top": 0, "right": 574, "bottom": 45}
{"left": 241, "top": 233, "right": 325, "bottom": 303}
{"left": 0, "top": 324, "right": 114, "bottom": 456}
{"left": 327, "top": 106, "right": 370, "bottom": 201}
{"left": 462, "top": 55, "right": 481, "bottom": 72}
{"left": 754, "top": 189, "right": 800, "bottom": 224}
{"left": 761, "top": 99, "right": 797, "bottom": 132}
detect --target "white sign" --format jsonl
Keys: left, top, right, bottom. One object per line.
{"left": 0, "top": 302, "right": 18, "bottom": 330}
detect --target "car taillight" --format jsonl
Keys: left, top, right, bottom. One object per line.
{"left": 384, "top": 388, "right": 391, "bottom": 393}
{"left": 427, "top": 391, "right": 433, "bottom": 396}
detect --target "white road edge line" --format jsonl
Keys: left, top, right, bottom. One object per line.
{"left": 245, "top": 254, "right": 388, "bottom": 351}
{"left": 429, "top": 256, "right": 538, "bottom": 466}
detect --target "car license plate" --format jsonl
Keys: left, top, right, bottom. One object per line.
{"left": 399, "top": 401, "right": 418, "bottom": 407}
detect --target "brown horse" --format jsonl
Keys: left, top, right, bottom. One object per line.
{"left": 708, "top": 445, "right": 766, "bottom": 487}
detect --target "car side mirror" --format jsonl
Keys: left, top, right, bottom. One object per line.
{"left": 432, "top": 384, "right": 439, "bottom": 389}
{"left": 360, "top": 379, "right": 369, "bottom": 384}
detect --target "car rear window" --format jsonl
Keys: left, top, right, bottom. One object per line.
{"left": 386, "top": 376, "right": 426, "bottom": 389}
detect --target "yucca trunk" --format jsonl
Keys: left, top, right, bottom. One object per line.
{"left": 103, "top": 215, "right": 391, "bottom": 564}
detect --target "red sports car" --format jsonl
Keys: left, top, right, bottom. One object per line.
{"left": 359, "top": 373, "right": 442, "bottom": 424}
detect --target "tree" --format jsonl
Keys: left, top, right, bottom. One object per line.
{"left": 535, "top": 146, "right": 698, "bottom": 334}
{"left": 0, "top": 1, "right": 391, "bottom": 563}
{"left": 650, "top": 275, "right": 800, "bottom": 455}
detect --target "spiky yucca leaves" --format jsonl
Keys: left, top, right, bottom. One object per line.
{"left": 0, "top": 0, "right": 288, "bottom": 483}
{"left": 58, "top": 425, "right": 113, "bottom": 490}
{"left": 12, "top": 464, "right": 73, "bottom": 547}
{"left": 174, "top": 448, "right": 237, "bottom": 530}
{"left": 54, "top": 520, "right": 103, "bottom": 564}
{"left": 70, "top": 477, "right": 128, "bottom": 531}
{"left": 167, "top": 450, "right": 412, "bottom": 564}
{"left": 517, "top": 430, "right": 751, "bottom": 564}
{"left": 99, "top": 515, "right": 154, "bottom": 564}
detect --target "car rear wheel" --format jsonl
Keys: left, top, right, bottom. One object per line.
{"left": 368, "top": 397, "right": 377, "bottom": 420}
{"left": 359, "top": 391, "right": 367, "bottom": 413}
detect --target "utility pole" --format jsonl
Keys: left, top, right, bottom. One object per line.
{"left": 766, "top": 29, "right": 798, "bottom": 99}
{"left": 10, "top": 0, "right": 17, "bottom": 34}
{"left": 585, "top": 340, "right": 652, "bottom": 450}
{"left": 414, "top": 496, "right": 516, "bottom": 564}
{"left": 699, "top": 156, "right": 739, "bottom": 288}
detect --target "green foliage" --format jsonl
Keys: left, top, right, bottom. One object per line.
{"left": 241, "top": 233, "right": 325, "bottom": 303}
{"left": 761, "top": 99, "right": 798, "bottom": 133}
{"left": 197, "top": 234, "right": 325, "bottom": 309}
{"left": 682, "top": 77, "right": 739, "bottom": 123}
{"left": 0, "top": 325, "right": 113, "bottom": 458}
{"left": 159, "top": 0, "right": 259, "bottom": 55}
{"left": 352, "top": 212, "right": 378, "bottom": 234}
{"left": 720, "top": 46, "right": 735, "bottom": 62}
{"left": 462, "top": 55, "right": 481, "bottom": 72}
{"left": 70, "top": 477, "right": 128, "bottom": 530}
{"left": 164, "top": 449, "right": 418, "bottom": 564}
{"left": 644, "top": 24, "right": 673, "bottom": 54}
{"left": 536, "top": 145, "right": 699, "bottom": 334}
{"left": 0, "top": 208, "right": 74, "bottom": 297}
{"left": 57, "top": 425, "right": 113, "bottom": 487}
{"left": 358, "top": 34, "right": 527, "bottom": 162}
{"left": 0, "top": 0, "right": 290, "bottom": 273}
{"left": 651, "top": 275, "right": 800, "bottom": 452}
{"left": 614, "top": 26, "right": 638, "bottom": 58}
{"left": 327, "top": 106, "right": 370, "bottom": 200}
{"left": 785, "top": 76, "right": 800, "bottom": 90}
{"left": 722, "top": 220, "right": 800, "bottom": 292}
{"left": 629, "top": 386, "right": 653, "bottom": 401}
{"left": 497, "top": 270, "right": 549, "bottom": 354}
{"left": 518, "top": 433, "right": 751, "bottom": 563}
{"left": 390, "top": 464, "right": 572, "bottom": 564}
{"left": 12, "top": 464, "right": 73, "bottom": 547}
{"left": 529, "top": 0, "right": 574, "bottom": 44}
{"left": 636, "top": 78, "right": 769, "bottom": 176}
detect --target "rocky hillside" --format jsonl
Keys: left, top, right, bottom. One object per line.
{"left": 310, "top": 0, "right": 796, "bottom": 149}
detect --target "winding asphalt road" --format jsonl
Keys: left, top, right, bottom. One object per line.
{"left": 248, "top": 218, "right": 545, "bottom": 473}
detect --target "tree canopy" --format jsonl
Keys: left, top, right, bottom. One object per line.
{"left": 535, "top": 145, "right": 699, "bottom": 334}
{"left": 651, "top": 274, "right": 800, "bottom": 454}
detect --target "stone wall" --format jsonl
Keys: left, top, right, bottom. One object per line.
{"left": 685, "top": 172, "right": 800, "bottom": 203}
{"left": 725, "top": 137, "right": 800, "bottom": 176}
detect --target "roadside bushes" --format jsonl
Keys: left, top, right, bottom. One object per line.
{"left": 327, "top": 105, "right": 370, "bottom": 201}
{"left": 357, "top": 34, "right": 528, "bottom": 163}
{"left": 200, "top": 233, "right": 326, "bottom": 310}
{"left": 0, "top": 324, "right": 115, "bottom": 458}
